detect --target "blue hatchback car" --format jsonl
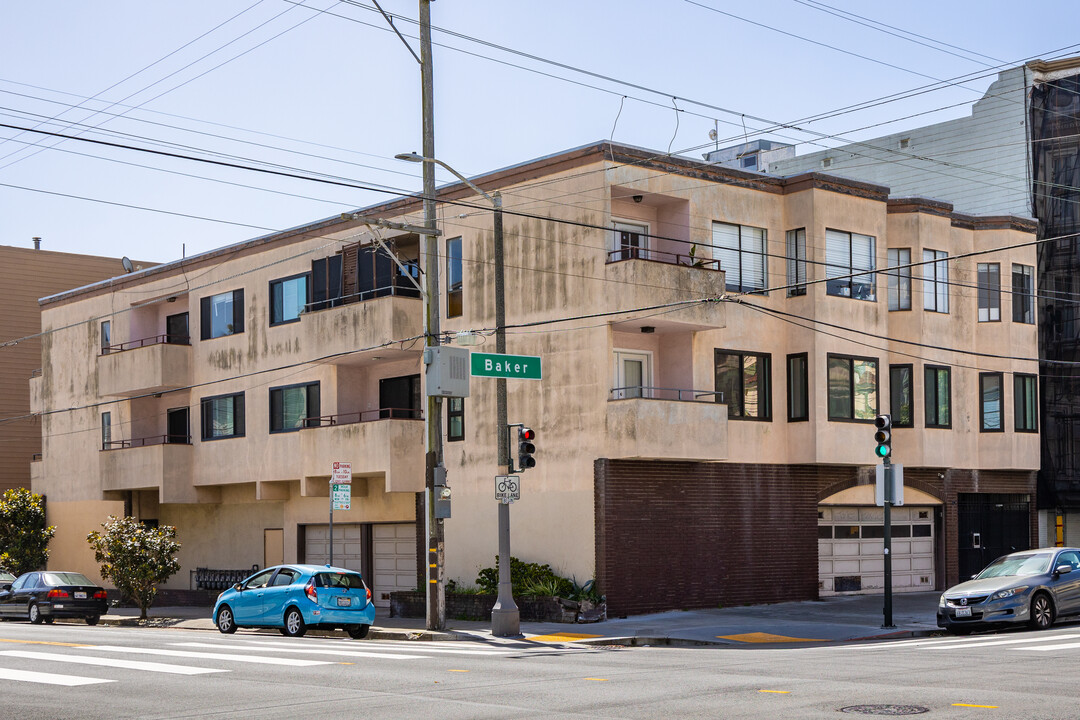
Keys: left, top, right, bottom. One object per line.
{"left": 213, "top": 564, "right": 375, "bottom": 639}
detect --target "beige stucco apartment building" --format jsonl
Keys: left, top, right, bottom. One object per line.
{"left": 31, "top": 142, "right": 1040, "bottom": 615}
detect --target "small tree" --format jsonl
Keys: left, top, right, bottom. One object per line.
{"left": 0, "top": 488, "right": 55, "bottom": 575}
{"left": 87, "top": 516, "right": 181, "bottom": 620}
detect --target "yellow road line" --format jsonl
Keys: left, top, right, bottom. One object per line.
{"left": 953, "top": 704, "right": 998, "bottom": 709}
{"left": 718, "top": 632, "right": 827, "bottom": 643}
{"left": 447, "top": 669, "right": 469, "bottom": 673}
{"left": 0, "top": 638, "right": 89, "bottom": 648}
{"left": 759, "top": 690, "right": 791, "bottom": 694}
{"left": 585, "top": 678, "right": 609, "bottom": 682}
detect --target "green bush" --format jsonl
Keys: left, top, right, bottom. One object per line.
{"left": 475, "top": 557, "right": 574, "bottom": 597}
{"left": 446, "top": 579, "right": 484, "bottom": 595}
{"left": 0, "top": 488, "right": 55, "bottom": 575}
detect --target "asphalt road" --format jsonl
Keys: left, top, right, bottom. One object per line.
{"left": 1, "top": 619, "right": 1078, "bottom": 719}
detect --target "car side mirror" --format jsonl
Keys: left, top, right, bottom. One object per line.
{"left": 234, "top": 583, "right": 244, "bottom": 591}
{"left": 1056, "top": 564, "right": 1072, "bottom": 576}
{"left": 1, "top": 584, "right": 10, "bottom": 591}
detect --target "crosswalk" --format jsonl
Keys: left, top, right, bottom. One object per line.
{"left": 845, "top": 630, "right": 1080, "bottom": 654}
{"left": 0, "top": 634, "right": 589, "bottom": 687}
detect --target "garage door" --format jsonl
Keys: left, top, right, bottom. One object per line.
{"left": 304, "top": 524, "right": 363, "bottom": 572}
{"left": 819, "top": 506, "right": 935, "bottom": 595}
{"left": 372, "top": 524, "right": 417, "bottom": 608}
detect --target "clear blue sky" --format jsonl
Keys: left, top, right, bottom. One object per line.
{"left": 1, "top": 0, "right": 1075, "bottom": 262}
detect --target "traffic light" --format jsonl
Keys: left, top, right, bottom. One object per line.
{"left": 874, "top": 414, "right": 892, "bottom": 460}
{"left": 517, "top": 427, "right": 537, "bottom": 471}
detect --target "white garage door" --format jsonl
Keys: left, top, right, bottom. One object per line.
{"left": 305, "top": 524, "right": 363, "bottom": 572}
{"left": 372, "top": 524, "right": 417, "bottom": 608}
{"left": 819, "top": 506, "right": 935, "bottom": 595}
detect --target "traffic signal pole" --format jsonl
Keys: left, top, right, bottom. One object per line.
{"left": 883, "top": 457, "right": 895, "bottom": 629}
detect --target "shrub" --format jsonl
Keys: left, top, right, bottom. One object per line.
{"left": 87, "top": 516, "right": 181, "bottom": 620}
{"left": 0, "top": 488, "right": 55, "bottom": 575}
{"left": 475, "top": 557, "right": 573, "bottom": 597}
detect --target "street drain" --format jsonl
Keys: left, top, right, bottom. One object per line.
{"left": 840, "top": 706, "right": 929, "bottom": 715}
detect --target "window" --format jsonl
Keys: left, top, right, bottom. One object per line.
{"left": 825, "top": 229, "right": 876, "bottom": 300}
{"left": 1015, "top": 374, "right": 1038, "bottom": 432}
{"left": 715, "top": 349, "right": 772, "bottom": 420}
{"left": 378, "top": 374, "right": 422, "bottom": 419}
{"left": 100, "top": 320, "right": 111, "bottom": 354}
{"left": 447, "top": 236, "right": 462, "bottom": 318}
{"left": 714, "top": 222, "right": 767, "bottom": 293}
{"left": 310, "top": 255, "right": 344, "bottom": 311}
{"left": 200, "top": 289, "right": 244, "bottom": 340}
{"left": 889, "top": 365, "right": 914, "bottom": 428}
{"left": 269, "top": 382, "right": 320, "bottom": 432}
{"left": 924, "top": 366, "right": 951, "bottom": 428}
{"left": 1013, "top": 264, "right": 1035, "bottom": 324}
{"left": 270, "top": 568, "right": 300, "bottom": 587}
{"left": 201, "top": 393, "right": 245, "bottom": 440}
{"left": 740, "top": 155, "right": 756, "bottom": 169}
{"left": 614, "top": 351, "right": 652, "bottom": 399}
{"left": 978, "top": 263, "right": 1001, "bottom": 322}
{"left": 786, "top": 229, "right": 807, "bottom": 296}
{"left": 787, "top": 353, "right": 808, "bottom": 422}
{"left": 611, "top": 221, "right": 648, "bottom": 261}
{"left": 980, "top": 373, "right": 1003, "bottom": 432}
{"left": 166, "top": 313, "right": 189, "bottom": 344}
{"left": 242, "top": 568, "right": 275, "bottom": 590}
{"left": 827, "top": 355, "right": 878, "bottom": 421}
{"left": 923, "top": 249, "right": 949, "bottom": 313}
{"left": 270, "top": 274, "right": 309, "bottom": 325}
{"left": 101, "top": 411, "right": 111, "bottom": 450}
{"left": 887, "top": 248, "right": 911, "bottom": 311}
{"left": 448, "top": 397, "right": 465, "bottom": 442}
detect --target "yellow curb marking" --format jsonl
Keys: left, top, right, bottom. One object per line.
{"left": 0, "top": 638, "right": 89, "bottom": 648}
{"left": 953, "top": 704, "right": 998, "bottom": 709}
{"left": 528, "top": 632, "right": 602, "bottom": 643}
{"left": 719, "top": 632, "right": 827, "bottom": 643}
{"left": 339, "top": 662, "right": 355, "bottom": 665}
{"left": 447, "top": 669, "right": 469, "bottom": 673}
{"left": 585, "top": 678, "right": 608, "bottom": 682}
{"left": 759, "top": 690, "right": 791, "bottom": 694}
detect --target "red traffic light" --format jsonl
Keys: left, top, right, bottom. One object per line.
{"left": 519, "top": 427, "right": 536, "bottom": 441}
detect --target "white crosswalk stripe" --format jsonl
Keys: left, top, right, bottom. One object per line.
{"left": 87, "top": 645, "right": 334, "bottom": 666}
{"left": 173, "top": 641, "right": 428, "bottom": 660}
{"left": 185, "top": 639, "right": 512, "bottom": 656}
{"left": 0, "top": 649, "right": 226, "bottom": 675}
{"left": 0, "top": 666, "right": 112, "bottom": 686}
{"left": 848, "top": 632, "right": 1080, "bottom": 652}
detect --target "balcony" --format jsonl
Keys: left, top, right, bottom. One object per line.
{"left": 298, "top": 286, "right": 422, "bottom": 366}
{"left": 604, "top": 248, "right": 726, "bottom": 328}
{"left": 606, "top": 387, "right": 728, "bottom": 461}
{"left": 100, "top": 437, "right": 195, "bottom": 503}
{"left": 98, "top": 335, "right": 191, "bottom": 397}
{"left": 29, "top": 369, "right": 43, "bottom": 414}
{"left": 300, "top": 410, "right": 424, "bottom": 492}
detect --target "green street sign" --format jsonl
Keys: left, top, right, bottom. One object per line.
{"left": 470, "top": 352, "right": 542, "bottom": 380}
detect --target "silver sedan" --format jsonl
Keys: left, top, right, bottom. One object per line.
{"left": 937, "top": 548, "right": 1080, "bottom": 634}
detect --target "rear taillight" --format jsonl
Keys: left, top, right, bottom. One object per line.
{"left": 305, "top": 580, "right": 318, "bottom": 602}
{"left": 365, "top": 586, "right": 371, "bottom": 601}
{"left": 93, "top": 590, "right": 107, "bottom": 600}
{"left": 47, "top": 589, "right": 69, "bottom": 599}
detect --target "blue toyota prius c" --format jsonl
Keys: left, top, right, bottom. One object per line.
{"left": 213, "top": 564, "right": 376, "bottom": 639}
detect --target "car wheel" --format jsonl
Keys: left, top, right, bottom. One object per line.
{"left": 28, "top": 602, "right": 42, "bottom": 625}
{"left": 1029, "top": 592, "right": 1055, "bottom": 630}
{"left": 43, "top": 617, "right": 55, "bottom": 625}
{"left": 347, "top": 624, "right": 370, "bottom": 639}
{"left": 86, "top": 615, "right": 100, "bottom": 626}
{"left": 216, "top": 605, "right": 238, "bottom": 634}
{"left": 282, "top": 607, "right": 306, "bottom": 637}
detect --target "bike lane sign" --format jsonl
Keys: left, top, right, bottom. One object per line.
{"left": 495, "top": 475, "right": 520, "bottom": 504}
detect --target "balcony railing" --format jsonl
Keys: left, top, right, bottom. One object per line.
{"left": 30, "top": 368, "right": 42, "bottom": 378}
{"left": 102, "top": 434, "right": 192, "bottom": 450}
{"left": 31, "top": 453, "right": 42, "bottom": 461}
{"left": 606, "top": 247, "right": 721, "bottom": 270}
{"left": 303, "top": 407, "right": 424, "bottom": 427}
{"left": 609, "top": 386, "right": 724, "bottom": 402}
{"left": 102, "top": 334, "right": 190, "bottom": 354}
{"left": 303, "top": 282, "right": 421, "bottom": 314}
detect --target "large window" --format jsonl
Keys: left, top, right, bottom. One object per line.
{"left": 269, "top": 382, "right": 320, "bottom": 432}
{"left": 101, "top": 411, "right": 111, "bottom": 450}
{"left": 924, "top": 366, "right": 951, "bottom": 429}
{"left": 787, "top": 353, "right": 808, "bottom": 422}
{"left": 715, "top": 349, "right": 772, "bottom": 420}
{"left": 980, "top": 372, "right": 1003, "bottom": 432}
{"left": 889, "top": 364, "right": 914, "bottom": 428}
{"left": 201, "top": 393, "right": 245, "bottom": 440}
{"left": 825, "top": 229, "right": 875, "bottom": 300}
{"left": 887, "top": 248, "right": 912, "bottom": 311}
{"left": 311, "top": 255, "right": 343, "bottom": 311}
{"left": 447, "top": 236, "right": 463, "bottom": 318}
{"left": 200, "top": 289, "right": 244, "bottom": 339}
{"left": 1013, "top": 264, "right": 1035, "bottom": 324}
{"left": 827, "top": 355, "right": 878, "bottom": 421}
{"left": 448, "top": 397, "right": 465, "bottom": 442}
{"left": 923, "top": 249, "right": 949, "bottom": 313}
{"left": 978, "top": 263, "right": 1001, "bottom": 322}
{"left": 611, "top": 221, "right": 648, "bottom": 261}
{"left": 1015, "top": 374, "right": 1038, "bottom": 432}
{"left": 714, "top": 222, "right": 767, "bottom": 293}
{"left": 270, "top": 274, "right": 309, "bottom": 326}
{"left": 786, "top": 229, "right": 807, "bottom": 296}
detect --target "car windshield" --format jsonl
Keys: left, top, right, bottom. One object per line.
{"left": 42, "top": 572, "right": 94, "bottom": 586}
{"left": 315, "top": 572, "right": 366, "bottom": 589}
{"left": 976, "top": 553, "right": 1053, "bottom": 579}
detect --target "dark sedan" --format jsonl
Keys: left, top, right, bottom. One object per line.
{"left": 0, "top": 571, "right": 109, "bottom": 625}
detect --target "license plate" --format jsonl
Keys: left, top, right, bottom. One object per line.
{"left": 955, "top": 607, "right": 972, "bottom": 618}
{"left": 53, "top": 604, "right": 64, "bottom": 609}
{"left": 74, "top": 592, "right": 87, "bottom": 599}
{"left": 336, "top": 597, "right": 351, "bottom": 607}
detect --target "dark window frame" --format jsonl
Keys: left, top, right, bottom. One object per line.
{"left": 1014, "top": 373, "right": 1038, "bottom": 433}
{"left": 889, "top": 364, "right": 914, "bottom": 428}
{"left": 924, "top": 365, "right": 952, "bottom": 429}
{"left": 714, "top": 221, "right": 768, "bottom": 294}
{"left": 447, "top": 397, "right": 465, "bottom": 442}
{"left": 923, "top": 249, "right": 949, "bottom": 313}
{"left": 1012, "top": 264, "right": 1035, "bottom": 324}
{"left": 200, "top": 289, "right": 245, "bottom": 340}
{"left": 827, "top": 354, "right": 880, "bottom": 422}
{"left": 200, "top": 392, "right": 246, "bottom": 441}
{"left": 977, "top": 263, "right": 1001, "bottom": 323}
{"left": 269, "top": 272, "right": 310, "bottom": 326}
{"left": 786, "top": 352, "right": 809, "bottom": 422}
{"left": 269, "top": 381, "right": 321, "bottom": 433}
{"left": 101, "top": 411, "right": 111, "bottom": 450}
{"left": 447, "top": 236, "right": 463, "bottom": 318}
{"left": 714, "top": 349, "right": 773, "bottom": 421}
{"left": 979, "top": 372, "right": 1005, "bottom": 432}
{"left": 887, "top": 248, "right": 912, "bottom": 311}
{"left": 786, "top": 229, "right": 807, "bottom": 297}
{"left": 825, "top": 228, "right": 876, "bottom": 301}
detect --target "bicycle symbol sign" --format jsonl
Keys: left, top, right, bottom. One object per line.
{"left": 495, "top": 475, "right": 520, "bottom": 504}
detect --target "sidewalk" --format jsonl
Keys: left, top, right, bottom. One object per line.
{"left": 95, "top": 591, "right": 943, "bottom": 646}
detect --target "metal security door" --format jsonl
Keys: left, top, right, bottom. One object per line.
{"left": 957, "top": 493, "right": 1030, "bottom": 580}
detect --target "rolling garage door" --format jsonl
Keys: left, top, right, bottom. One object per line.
{"left": 305, "top": 523, "right": 416, "bottom": 608}
{"left": 818, "top": 505, "right": 935, "bottom": 595}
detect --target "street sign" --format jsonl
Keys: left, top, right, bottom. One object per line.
{"left": 495, "top": 475, "right": 520, "bottom": 504}
{"left": 332, "top": 461, "right": 352, "bottom": 484}
{"left": 332, "top": 483, "right": 351, "bottom": 510}
{"left": 875, "top": 463, "right": 904, "bottom": 506}
{"left": 471, "top": 352, "right": 541, "bottom": 380}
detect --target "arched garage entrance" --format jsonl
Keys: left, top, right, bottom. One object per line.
{"left": 818, "top": 485, "right": 942, "bottom": 595}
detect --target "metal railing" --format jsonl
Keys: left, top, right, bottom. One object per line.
{"left": 302, "top": 407, "right": 424, "bottom": 427}
{"left": 303, "top": 281, "right": 422, "bottom": 314}
{"left": 101, "top": 334, "right": 190, "bottom": 354}
{"left": 101, "top": 435, "right": 192, "bottom": 450}
{"left": 31, "top": 453, "right": 42, "bottom": 462}
{"left": 606, "top": 247, "right": 721, "bottom": 270}
{"left": 609, "top": 386, "right": 724, "bottom": 402}
{"left": 192, "top": 565, "right": 259, "bottom": 591}
{"left": 30, "top": 368, "right": 42, "bottom": 378}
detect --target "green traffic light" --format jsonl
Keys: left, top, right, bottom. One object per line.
{"left": 875, "top": 444, "right": 890, "bottom": 458}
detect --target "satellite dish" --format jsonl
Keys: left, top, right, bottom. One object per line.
{"left": 121, "top": 257, "right": 134, "bottom": 273}
{"left": 709, "top": 129, "right": 718, "bottom": 141}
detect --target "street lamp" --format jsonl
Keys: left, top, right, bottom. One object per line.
{"left": 396, "top": 152, "right": 518, "bottom": 637}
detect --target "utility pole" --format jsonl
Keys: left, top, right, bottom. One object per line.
{"left": 419, "top": 0, "right": 445, "bottom": 632}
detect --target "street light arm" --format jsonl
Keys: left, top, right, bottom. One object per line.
{"left": 394, "top": 152, "right": 497, "bottom": 207}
